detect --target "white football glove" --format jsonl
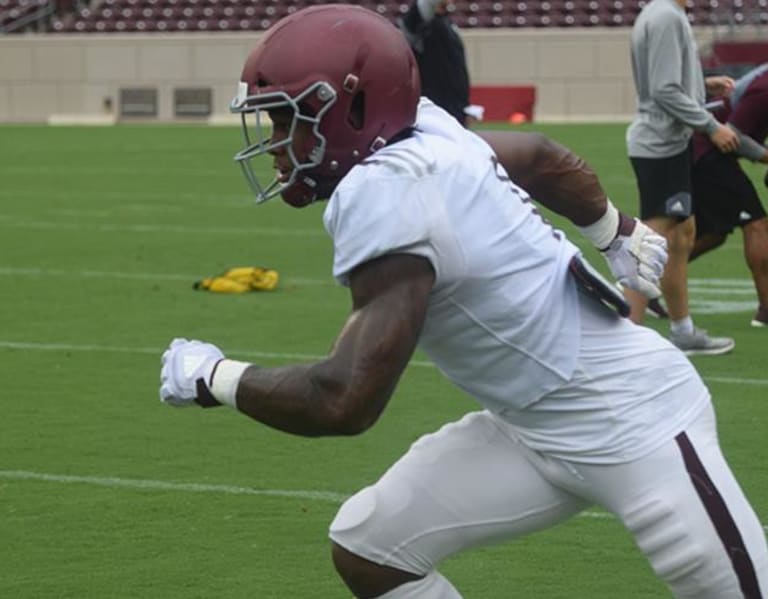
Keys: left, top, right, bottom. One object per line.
{"left": 159, "top": 338, "right": 224, "bottom": 407}
{"left": 602, "top": 217, "right": 667, "bottom": 300}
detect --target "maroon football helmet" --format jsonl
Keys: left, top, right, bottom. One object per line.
{"left": 230, "top": 5, "right": 421, "bottom": 207}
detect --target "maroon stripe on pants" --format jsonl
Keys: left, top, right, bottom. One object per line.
{"left": 676, "top": 431, "right": 763, "bottom": 599}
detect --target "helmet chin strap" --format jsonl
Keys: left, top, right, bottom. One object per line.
{"left": 281, "top": 172, "right": 342, "bottom": 208}
{"left": 314, "top": 174, "right": 343, "bottom": 200}
{"left": 282, "top": 133, "right": 382, "bottom": 207}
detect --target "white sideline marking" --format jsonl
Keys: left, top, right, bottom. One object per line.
{"left": 0, "top": 470, "right": 764, "bottom": 532}
{"left": 0, "top": 470, "right": 346, "bottom": 503}
{"left": 689, "top": 288, "right": 757, "bottom": 296}
{"left": 0, "top": 340, "right": 332, "bottom": 363}
{"left": 0, "top": 340, "right": 767, "bottom": 387}
{"left": 691, "top": 301, "right": 758, "bottom": 314}
{"left": 689, "top": 278, "right": 755, "bottom": 287}
{"left": 0, "top": 217, "right": 323, "bottom": 237}
{"left": 0, "top": 189, "right": 254, "bottom": 207}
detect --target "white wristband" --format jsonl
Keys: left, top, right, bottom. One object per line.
{"left": 576, "top": 200, "right": 620, "bottom": 251}
{"left": 210, "top": 359, "right": 250, "bottom": 409}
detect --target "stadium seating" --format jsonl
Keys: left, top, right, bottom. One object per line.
{"left": 1, "top": 0, "right": 55, "bottom": 32}
{"left": 0, "top": 0, "right": 761, "bottom": 34}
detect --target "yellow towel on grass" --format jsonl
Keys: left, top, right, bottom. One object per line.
{"left": 194, "top": 267, "right": 279, "bottom": 293}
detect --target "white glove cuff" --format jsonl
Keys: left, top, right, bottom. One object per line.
{"left": 210, "top": 359, "right": 250, "bottom": 409}
{"left": 576, "top": 200, "right": 620, "bottom": 251}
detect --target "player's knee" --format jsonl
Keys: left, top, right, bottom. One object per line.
{"left": 331, "top": 541, "right": 421, "bottom": 597}
{"left": 690, "top": 233, "right": 726, "bottom": 260}
{"left": 329, "top": 486, "right": 425, "bottom": 596}
{"left": 626, "top": 498, "right": 738, "bottom": 596}
{"left": 742, "top": 218, "right": 768, "bottom": 266}
{"left": 667, "top": 217, "right": 696, "bottom": 253}
{"left": 329, "top": 487, "right": 398, "bottom": 593}
{"left": 330, "top": 486, "right": 378, "bottom": 548}
{"left": 744, "top": 217, "right": 768, "bottom": 245}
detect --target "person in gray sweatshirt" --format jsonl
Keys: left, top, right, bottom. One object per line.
{"left": 625, "top": 0, "right": 739, "bottom": 355}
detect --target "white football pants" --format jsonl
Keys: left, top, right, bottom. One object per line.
{"left": 329, "top": 404, "right": 768, "bottom": 598}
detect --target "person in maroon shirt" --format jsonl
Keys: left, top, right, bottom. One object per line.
{"left": 691, "top": 64, "right": 768, "bottom": 327}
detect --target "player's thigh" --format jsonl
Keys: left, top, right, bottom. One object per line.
{"left": 578, "top": 404, "right": 768, "bottom": 598}
{"left": 329, "top": 410, "right": 588, "bottom": 575}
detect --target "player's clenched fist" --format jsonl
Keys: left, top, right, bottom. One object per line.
{"left": 603, "top": 216, "right": 668, "bottom": 300}
{"left": 159, "top": 338, "right": 224, "bottom": 407}
{"left": 577, "top": 200, "right": 668, "bottom": 300}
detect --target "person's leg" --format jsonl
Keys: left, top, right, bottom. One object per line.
{"left": 628, "top": 151, "right": 694, "bottom": 325}
{"left": 630, "top": 149, "right": 734, "bottom": 350}
{"left": 625, "top": 214, "right": 692, "bottom": 324}
{"left": 658, "top": 214, "right": 696, "bottom": 322}
{"left": 626, "top": 214, "right": 696, "bottom": 326}
{"left": 328, "top": 411, "right": 589, "bottom": 598}
{"left": 692, "top": 152, "right": 766, "bottom": 326}
{"left": 331, "top": 547, "right": 461, "bottom": 599}
{"left": 690, "top": 232, "right": 728, "bottom": 261}
{"left": 742, "top": 217, "right": 768, "bottom": 326}
{"left": 331, "top": 545, "right": 427, "bottom": 598}
{"left": 557, "top": 404, "right": 768, "bottom": 597}
{"left": 690, "top": 152, "right": 733, "bottom": 265}
{"left": 638, "top": 209, "right": 733, "bottom": 353}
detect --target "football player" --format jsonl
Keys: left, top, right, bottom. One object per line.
{"left": 159, "top": 6, "right": 768, "bottom": 597}
{"left": 691, "top": 63, "right": 768, "bottom": 327}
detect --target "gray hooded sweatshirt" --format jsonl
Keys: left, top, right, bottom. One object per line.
{"left": 626, "top": 0, "right": 719, "bottom": 158}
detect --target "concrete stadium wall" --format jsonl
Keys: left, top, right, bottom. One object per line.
{"left": 0, "top": 26, "right": 738, "bottom": 123}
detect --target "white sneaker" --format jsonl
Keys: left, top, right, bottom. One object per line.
{"left": 669, "top": 328, "right": 735, "bottom": 356}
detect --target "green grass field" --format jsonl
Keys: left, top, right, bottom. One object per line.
{"left": 1, "top": 122, "right": 766, "bottom": 598}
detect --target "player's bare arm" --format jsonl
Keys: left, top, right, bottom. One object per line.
{"left": 478, "top": 130, "right": 606, "bottom": 225}
{"left": 479, "top": 129, "right": 668, "bottom": 299}
{"left": 232, "top": 254, "right": 434, "bottom": 436}
{"left": 160, "top": 253, "right": 435, "bottom": 437}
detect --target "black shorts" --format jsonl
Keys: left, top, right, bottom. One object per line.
{"left": 691, "top": 151, "right": 767, "bottom": 238}
{"left": 630, "top": 148, "right": 692, "bottom": 221}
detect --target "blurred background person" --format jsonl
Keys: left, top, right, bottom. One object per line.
{"left": 399, "top": 0, "right": 471, "bottom": 127}
{"left": 691, "top": 63, "right": 768, "bottom": 328}
{"left": 625, "top": 0, "right": 740, "bottom": 355}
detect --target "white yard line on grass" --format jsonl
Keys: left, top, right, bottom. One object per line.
{"left": 689, "top": 279, "right": 756, "bottom": 287}
{"left": 0, "top": 340, "right": 767, "bottom": 386}
{"left": 1, "top": 267, "right": 751, "bottom": 287}
{"left": 1, "top": 268, "right": 759, "bottom": 315}
{"left": 0, "top": 470, "right": 764, "bottom": 531}
{"left": 0, "top": 470, "right": 346, "bottom": 503}
{"left": 0, "top": 218, "right": 324, "bottom": 237}
{"left": 0, "top": 266, "right": 330, "bottom": 286}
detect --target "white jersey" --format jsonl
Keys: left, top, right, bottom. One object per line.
{"left": 323, "top": 99, "right": 709, "bottom": 464}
